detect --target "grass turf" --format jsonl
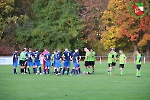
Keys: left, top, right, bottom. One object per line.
{"left": 0, "top": 62, "right": 150, "bottom": 100}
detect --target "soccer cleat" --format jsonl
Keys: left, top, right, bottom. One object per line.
{"left": 70, "top": 74, "right": 72, "bottom": 76}
{"left": 40, "top": 73, "right": 43, "bottom": 75}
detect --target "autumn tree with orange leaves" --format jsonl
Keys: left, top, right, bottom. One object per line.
{"left": 77, "top": 0, "right": 109, "bottom": 54}
{"left": 101, "top": 0, "right": 150, "bottom": 55}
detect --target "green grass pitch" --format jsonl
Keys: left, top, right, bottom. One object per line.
{"left": 0, "top": 62, "right": 150, "bottom": 100}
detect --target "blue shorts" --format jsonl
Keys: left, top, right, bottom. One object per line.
{"left": 13, "top": 61, "right": 18, "bottom": 67}
{"left": 45, "top": 61, "right": 51, "bottom": 67}
{"left": 64, "top": 60, "right": 70, "bottom": 67}
{"left": 55, "top": 60, "right": 62, "bottom": 68}
{"left": 35, "top": 60, "right": 41, "bottom": 66}
{"left": 27, "top": 61, "right": 34, "bottom": 67}
{"left": 73, "top": 62, "right": 80, "bottom": 68}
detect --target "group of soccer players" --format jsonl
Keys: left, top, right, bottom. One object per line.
{"left": 12, "top": 47, "right": 142, "bottom": 77}
{"left": 107, "top": 48, "right": 142, "bottom": 77}
{"left": 12, "top": 47, "right": 88, "bottom": 76}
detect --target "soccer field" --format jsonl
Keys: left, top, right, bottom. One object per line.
{"left": 0, "top": 62, "right": 150, "bottom": 100}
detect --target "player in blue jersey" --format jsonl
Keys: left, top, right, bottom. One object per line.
{"left": 44, "top": 51, "right": 51, "bottom": 74}
{"left": 70, "top": 48, "right": 81, "bottom": 75}
{"left": 54, "top": 49, "right": 62, "bottom": 75}
{"left": 34, "top": 49, "right": 42, "bottom": 75}
{"left": 12, "top": 50, "right": 18, "bottom": 74}
{"left": 53, "top": 50, "right": 57, "bottom": 74}
{"left": 62, "top": 48, "right": 72, "bottom": 75}
{"left": 26, "top": 48, "right": 35, "bottom": 74}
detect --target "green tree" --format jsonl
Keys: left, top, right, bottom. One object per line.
{"left": 17, "top": 0, "right": 83, "bottom": 51}
{"left": 0, "top": 0, "right": 34, "bottom": 55}
{"left": 0, "top": 0, "right": 19, "bottom": 55}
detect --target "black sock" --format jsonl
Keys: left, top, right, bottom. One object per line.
{"left": 67, "top": 68, "right": 70, "bottom": 75}
{"left": 71, "top": 69, "right": 74, "bottom": 74}
{"left": 74, "top": 69, "right": 75, "bottom": 74}
{"left": 21, "top": 69, "right": 24, "bottom": 73}
{"left": 33, "top": 68, "right": 35, "bottom": 74}
{"left": 44, "top": 68, "right": 46, "bottom": 74}
{"left": 14, "top": 68, "right": 16, "bottom": 74}
{"left": 35, "top": 68, "right": 37, "bottom": 73}
{"left": 22, "top": 68, "right": 24, "bottom": 73}
{"left": 92, "top": 67, "right": 94, "bottom": 73}
{"left": 59, "top": 67, "right": 62, "bottom": 73}
{"left": 48, "top": 68, "right": 50, "bottom": 74}
{"left": 78, "top": 68, "right": 81, "bottom": 74}
{"left": 76, "top": 70, "right": 78, "bottom": 74}
{"left": 55, "top": 69, "right": 58, "bottom": 74}
{"left": 28, "top": 68, "right": 30, "bottom": 74}
{"left": 39, "top": 67, "right": 42, "bottom": 73}
{"left": 62, "top": 68, "right": 65, "bottom": 74}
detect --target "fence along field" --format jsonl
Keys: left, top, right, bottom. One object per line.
{"left": 0, "top": 56, "right": 150, "bottom": 65}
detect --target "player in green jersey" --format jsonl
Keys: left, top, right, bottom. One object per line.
{"left": 89, "top": 49, "right": 96, "bottom": 74}
{"left": 107, "top": 49, "right": 113, "bottom": 75}
{"left": 19, "top": 48, "right": 26, "bottom": 74}
{"left": 83, "top": 47, "right": 91, "bottom": 74}
{"left": 135, "top": 50, "right": 142, "bottom": 77}
{"left": 111, "top": 48, "right": 118, "bottom": 75}
{"left": 119, "top": 50, "right": 126, "bottom": 76}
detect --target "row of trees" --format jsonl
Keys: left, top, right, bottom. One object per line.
{"left": 0, "top": 0, "right": 150, "bottom": 55}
